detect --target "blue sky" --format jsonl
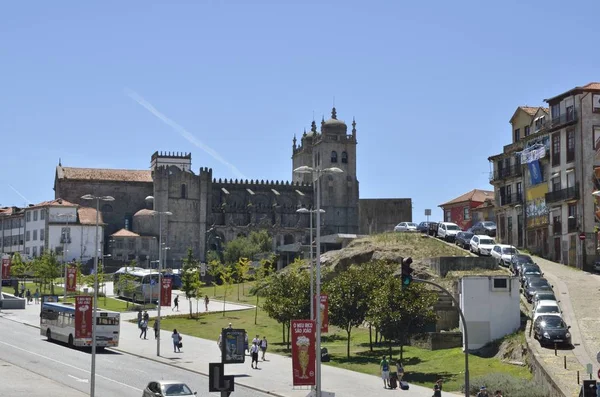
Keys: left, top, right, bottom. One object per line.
{"left": 1, "top": 0, "right": 599, "bottom": 221}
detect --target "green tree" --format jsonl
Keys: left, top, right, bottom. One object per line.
{"left": 34, "top": 251, "right": 62, "bottom": 295}
{"left": 223, "top": 230, "right": 273, "bottom": 264}
{"left": 10, "top": 252, "right": 30, "bottom": 296}
{"left": 181, "top": 248, "right": 202, "bottom": 318}
{"left": 207, "top": 259, "right": 222, "bottom": 296}
{"left": 362, "top": 260, "right": 398, "bottom": 349}
{"left": 218, "top": 264, "right": 235, "bottom": 317}
{"left": 325, "top": 265, "right": 371, "bottom": 358}
{"left": 250, "top": 255, "right": 275, "bottom": 325}
{"left": 234, "top": 257, "right": 251, "bottom": 299}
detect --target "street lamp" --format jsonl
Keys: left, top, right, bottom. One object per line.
{"left": 296, "top": 207, "right": 325, "bottom": 321}
{"left": 145, "top": 195, "right": 173, "bottom": 357}
{"left": 56, "top": 213, "right": 72, "bottom": 302}
{"left": 80, "top": 194, "right": 114, "bottom": 397}
{"left": 293, "top": 165, "right": 343, "bottom": 397}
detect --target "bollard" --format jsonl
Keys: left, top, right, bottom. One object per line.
{"left": 577, "top": 370, "right": 580, "bottom": 384}
{"left": 564, "top": 355, "right": 567, "bottom": 369}
{"left": 554, "top": 343, "right": 557, "bottom": 356}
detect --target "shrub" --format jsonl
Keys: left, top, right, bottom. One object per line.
{"left": 463, "top": 373, "right": 547, "bottom": 397}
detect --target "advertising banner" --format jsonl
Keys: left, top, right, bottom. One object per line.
{"left": 221, "top": 328, "right": 246, "bottom": 364}
{"left": 160, "top": 277, "right": 172, "bottom": 307}
{"left": 291, "top": 320, "right": 316, "bottom": 386}
{"left": 75, "top": 296, "right": 93, "bottom": 339}
{"left": 319, "top": 294, "right": 329, "bottom": 333}
{"left": 1, "top": 258, "right": 11, "bottom": 279}
{"left": 66, "top": 266, "right": 77, "bottom": 292}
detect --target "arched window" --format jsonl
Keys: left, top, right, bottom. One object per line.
{"left": 181, "top": 184, "right": 187, "bottom": 198}
{"left": 341, "top": 151, "right": 348, "bottom": 163}
{"left": 331, "top": 151, "right": 338, "bottom": 163}
{"left": 101, "top": 204, "right": 113, "bottom": 213}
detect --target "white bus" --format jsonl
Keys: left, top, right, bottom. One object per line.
{"left": 113, "top": 268, "right": 160, "bottom": 303}
{"left": 40, "top": 302, "right": 120, "bottom": 348}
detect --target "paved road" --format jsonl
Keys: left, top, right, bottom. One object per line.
{"left": 0, "top": 318, "right": 271, "bottom": 397}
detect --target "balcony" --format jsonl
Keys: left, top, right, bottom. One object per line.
{"left": 545, "top": 183, "right": 579, "bottom": 204}
{"left": 552, "top": 221, "right": 562, "bottom": 235}
{"left": 549, "top": 109, "right": 578, "bottom": 131}
{"left": 490, "top": 165, "right": 523, "bottom": 182}
{"left": 499, "top": 193, "right": 523, "bottom": 207}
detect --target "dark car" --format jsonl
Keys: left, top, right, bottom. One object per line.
{"left": 417, "top": 222, "right": 433, "bottom": 233}
{"left": 533, "top": 291, "right": 558, "bottom": 306}
{"left": 428, "top": 222, "right": 440, "bottom": 237}
{"left": 525, "top": 278, "right": 553, "bottom": 303}
{"left": 455, "top": 232, "right": 474, "bottom": 249}
{"left": 510, "top": 254, "right": 535, "bottom": 274}
{"left": 471, "top": 221, "right": 497, "bottom": 237}
{"left": 533, "top": 315, "right": 571, "bottom": 347}
{"left": 520, "top": 264, "right": 542, "bottom": 286}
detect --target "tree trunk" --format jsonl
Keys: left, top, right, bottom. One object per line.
{"left": 254, "top": 295, "right": 259, "bottom": 325}
{"left": 287, "top": 322, "right": 291, "bottom": 351}
{"left": 369, "top": 324, "right": 373, "bottom": 352}
{"left": 375, "top": 328, "right": 379, "bottom": 344}
{"left": 213, "top": 282, "right": 216, "bottom": 297}
{"left": 237, "top": 283, "right": 240, "bottom": 300}
{"left": 346, "top": 327, "right": 352, "bottom": 359}
{"left": 282, "top": 322, "right": 285, "bottom": 344}
{"left": 189, "top": 299, "right": 193, "bottom": 318}
{"left": 196, "top": 297, "right": 199, "bottom": 318}
{"left": 388, "top": 338, "right": 392, "bottom": 358}
{"left": 222, "top": 293, "right": 226, "bottom": 317}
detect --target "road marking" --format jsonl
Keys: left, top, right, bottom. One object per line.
{"left": 0, "top": 341, "right": 142, "bottom": 392}
{"left": 68, "top": 374, "right": 88, "bottom": 383}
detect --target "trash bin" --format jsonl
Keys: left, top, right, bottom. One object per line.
{"left": 321, "top": 347, "right": 330, "bottom": 362}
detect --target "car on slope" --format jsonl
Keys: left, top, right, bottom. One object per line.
{"left": 533, "top": 291, "right": 559, "bottom": 310}
{"left": 533, "top": 315, "right": 571, "bottom": 347}
{"left": 417, "top": 221, "right": 434, "bottom": 233}
{"left": 524, "top": 278, "right": 553, "bottom": 303}
{"left": 533, "top": 300, "right": 562, "bottom": 322}
{"left": 428, "top": 222, "right": 440, "bottom": 237}
{"left": 437, "top": 222, "right": 462, "bottom": 242}
{"left": 471, "top": 221, "right": 497, "bottom": 237}
{"left": 455, "top": 231, "right": 474, "bottom": 249}
{"left": 469, "top": 235, "right": 497, "bottom": 256}
{"left": 490, "top": 245, "right": 519, "bottom": 267}
{"left": 510, "top": 254, "right": 535, "bottom": 274}
{"left": 520, "top": 265, "right": 543, "bottom": 287}
{"left": 394, "top": 222, "right": 418, "bottom": 232}
{"left": 142, "top": 381, "right": 197, "bottom": 397}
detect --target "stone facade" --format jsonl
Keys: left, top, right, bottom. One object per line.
{"left": 358, "top": 199, "right": 412, "bottom": 234}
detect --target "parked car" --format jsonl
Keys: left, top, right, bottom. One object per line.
{"left": 510, "top": 254, "right": 535, "bottom": 274}
{"left": 469, "top": 235, "right": 496, "bottom": 255}
{"left": 417, "top": 221, "right": 434, "bottom": 233}
{"left": 428, "top": 222, "right": 440, "bottom": 237}
{"left": 524, "top": 278, "right": 553, "bottom": 303}
{"left": 520, "top": 265, "right": 543, "bottom": 287}
{"left": 142, "top": 381, "right": 197, "bottom": 397}
{"left": 394, "top": 222, "right": 418, "bottom": 232}
{"left": 490, "top": 245, "right": 519, "bottom": 267}
{"left": 533, "top": 300, "right": 562, "bottom": 322}
{"left": 533, "top": 291, "right": 559, "bottom": 310}
{"left": 437, "top": 222, "right": 462, "bottom": 241}
{"left": 471, "top": 221, "right": 497, "bottom": 237}
{"left": 533, "top": 315, "right": 571, "bottom": 347}
{"left": 455, "top": 231, "right": 474, "bottom": 249}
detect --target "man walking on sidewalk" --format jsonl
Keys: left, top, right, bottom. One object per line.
{"left": 380, "top": 356, "right": 390, "bottom": 389}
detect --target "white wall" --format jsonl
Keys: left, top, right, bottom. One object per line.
{"left": 47, "top": 224, "right": 103, "bottom": 263}
{"left": 460, "top": 276, "right": 521, "bottom": 349}
{"left": 24, "top": 207, "right": 46, "bottom": 258}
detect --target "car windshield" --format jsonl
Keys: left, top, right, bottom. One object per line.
{"left": 515, "top": 255, "right": 534, "bottom": 263}
{"left": 539, "top": 317, "right": 566, "bottom": 329}
{"left": 483, "top": 222, "right": 496, "bottom": 227}
{"left": 446, "top": 225, "right": 460, "bottom": 230}
{"left": 537, "top": 306, "right": 559, "bottom": 313}
{"left": 502, "top": 247, "right": 518, "bottom": 254}
{"left": 164, "top": 383, "right": 193, "bottom": 396}
{"left": 525, "top": 270, "right": 542, "bottom": 276}
{"left": 463, "top": 233, "right": 474, "bottom": 239}
{"left": 408, "top": 223, "right": 417, "bottom": 227}
{"left": 530, "top": 280, "right": 550, "bottom": 287}
{"left": 479, "top": 238, "right": 495, "bottom": 245}
{"left": 536, "top": 294, "right": 556, "bottom": 301}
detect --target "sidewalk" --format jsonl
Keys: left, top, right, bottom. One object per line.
{"left": 1, "top": 293, "right": 459, "bottom": 397}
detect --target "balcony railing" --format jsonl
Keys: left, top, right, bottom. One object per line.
{"left": 545, "top": 183, "right": 579, "bottom": 204}
{"left": 550, "top": 109, "right": 578, "bottom": 130}
{"left": 552, "top": 221, "right": 562, "bottom": 235}
{"left": 567, "top": 217, "right": 577, "bottom": 233}
{"left": 490, "top": 164, "right": 523, "bottom": 182}
{"left": 499, "top": 193, "right": 523, "bottom": 206}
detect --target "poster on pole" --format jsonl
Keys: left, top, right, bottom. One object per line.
{"left": 75, "top": 296, "right": 93, "bottom": 339}
{"left": 160, "top": 277, "right": 172, "bottom": 307}
{"left": 1, "top": 257, "right": 11, "bottom": 279}
{"left": 291, "top": 320, "right": 316, "bottom": 386}
{"left": 314, "top": 294, "right": 329, "bottom": 333}
{"left": 66, "top": 266, "right": 77, "bottom": 292}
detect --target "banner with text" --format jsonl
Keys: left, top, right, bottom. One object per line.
{"left": 160, "top": 278, "right": 172, "bottom": 307}
{"left": 318, "top": 294, "right": 329, "bottom": 333}
{"left": 75, "top": 296, "right": 93, "bottom": 339}
{"left": 1, "top": 258, "right": 11, "bottom": 279}
{"left": 66, "top": 266, "right": 77, "bottom": 292}
{"left": 291, "top": 320, "right": 316, "bottom": 386}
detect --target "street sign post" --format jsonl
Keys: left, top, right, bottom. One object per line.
{"left": 425, "top": 209, "right": 431, "bottom": 222}
{"left": 209, "top": 362, "right": 234, "bottom": 396}
{"left": 580, "top": 233, "right": 587, "bottom": 241}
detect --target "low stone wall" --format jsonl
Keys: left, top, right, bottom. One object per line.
{"left": 525, "top": 327, "right": 568, "bottom": 397}
{"left": 410, "top": 332, "right": 463, "bottom": 350}
{"left": 0, "top": 293, "right": 26, "bottom": 309}
{"left": 423, "top": 256, "right": 498, "bottom": 277}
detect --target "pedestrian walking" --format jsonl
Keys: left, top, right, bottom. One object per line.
{"left": 153, "top": 320, "right": 159, "bottom": 339}
{"left": 33, "top": 288, "right": 40, "bottom": 304}
{"left": 25, "top": 289, "right": 32, "bottom": 304}
{"left": 380, "top": 356, "right": 390, "bottom": 389}
{"left": 139, "top": 319, "right": 148, "bottom": 339}
{"left": 20, "top": 283, "right": 25, "bottom": 298}
{"left": 476, "top": 386, "right": 489, "bottom": 397}
{"left": 204, "top": 295, "right": 210, "bottom": 311}
{"left": 143, "top": 310, "right": 149, "bottom": 322}
{"left": 250, "top": 341, "right": 259, "bottom": 369}
{"left": 173, "top": 294, "right": 179, "bottom": 311}
{"left": 433, "top": 379, "right": 443, "bottom": 397}
{"left": 260, "top": 336, "right": 268, "bottom": 360}
{"left": 137, "top": 309, "right": 143, "bottom": 329}
{"left": 396, "top": 361, "right": 404, "bottom": 382}
{"left": 172, "top": 329, "right": 182, "bottom": 352}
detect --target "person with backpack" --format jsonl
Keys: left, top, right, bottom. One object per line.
{"left": 139, "top": 318, "right": 148, "bottom": 339}
{"left": 380, "top": 356, "right": 390, "bottom": 388}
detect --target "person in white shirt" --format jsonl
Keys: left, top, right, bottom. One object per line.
{"left": 250, "top": 341, "right": 260, "bottom": 369}
{"left": 260, "top": 336, "right": 268, "bottom": 361}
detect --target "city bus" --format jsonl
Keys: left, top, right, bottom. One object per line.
{"left": 40, "top": 302, "right": 120, "bottom": 348}
{"left": 113, "top": 268, "right": 160, "bottom": 303}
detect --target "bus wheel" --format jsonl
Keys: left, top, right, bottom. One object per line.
{"left": 68, "top": 334, "right": 74, "bottom": 348}
{"left": 46, "top": 329, "right": 52, "bottom": 341}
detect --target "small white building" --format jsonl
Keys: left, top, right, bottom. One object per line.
{"left": 459, "top": 275, "right": 521, "bottom": 350}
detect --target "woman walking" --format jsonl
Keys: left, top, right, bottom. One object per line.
{"left": 173, "top": 295, "right": 179, "bottom": 311}
{"left": 204, "top": 295, "right": 210, "bottom": 311}
{"left": 172, "top": 329, "right": 182, "bottom": 353}
{"left": 139, "top": 318, "right": 148, "bottom": 339}
{"left": 250, "top": 341, "right": 259, "bottom": 369}
{"left": 260, "top": 336, "right": 268, "bottom": 360}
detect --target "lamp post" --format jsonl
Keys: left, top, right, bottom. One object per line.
{"left": 293, "top": 165, "right": 343, "bottom": 397}
{"left": 56, "top": 213, "right": 72, "bottom": 302}
{"left": 296, "top": 207, "right": 325, "bottom": 321}
{"left": 80, "top": 194, "right": 114, "bottom": 397}
{"left": 145, "top": 196, "right": 173, "bottom": 357}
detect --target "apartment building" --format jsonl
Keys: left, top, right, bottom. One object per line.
{"left": 489, "top": 82, "right": 600, "bottom": 270}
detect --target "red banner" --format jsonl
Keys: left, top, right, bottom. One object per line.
{"left": 75, "top": 296, "right": 93, "bottom": 339}
{"left": 291, "top": 320, "right": 316, "bottom": 386}
{"left": 313, "top": 294, "right": 329, "bottom": 333}
{"left": 1, "top": 258, "right": 11, "bottom": 279}
{"left": 160, "top": 277, "right": 172, "bottom": 307}
{"left": 66, "top": 266, "right": 77, "bottom": 292}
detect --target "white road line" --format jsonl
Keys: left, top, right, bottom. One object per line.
{"left": 68, "top": 374, "right": 88, "bottom": 383}
{"left": 0, "top": 341, "right": 142, "bottom": 392}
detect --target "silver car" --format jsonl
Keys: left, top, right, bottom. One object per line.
{"left": 142, "top": 381, "right": 197, "bottom": 397}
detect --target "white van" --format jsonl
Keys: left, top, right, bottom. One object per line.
{"left": 437, "top": 222, "right": 461, "bottom": 241}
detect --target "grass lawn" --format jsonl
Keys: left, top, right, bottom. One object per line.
{"left": 196, "top": 282, "right": 257, "bottom": 305}
{"left": 157, "top": 306, "right": 531, "bottom": 392}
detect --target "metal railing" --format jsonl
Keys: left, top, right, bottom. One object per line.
{"left": 550, "top": 109, "right": 578, "bottom": 130}
{"left": 490, "top": 164, "right": 523, "bottom": 181}
{"left": 545, "top": 183, "right": 579, "bottom": 203}
{"left": 499, "top": 193, "right": 523, "bottom": 206}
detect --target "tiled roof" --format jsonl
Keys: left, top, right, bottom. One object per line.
{"left": 472, "top": 199, "right": 495, "bottom": 210}
{"left": 111, "top": 228, "right": 140, "bottom": 237}
{"left": 439, "top": 189, "right": 495, "bottom": 207}
{"left": 544, "top": 82, "right": 600, "bottom": 103}
{"left": 28, "top": 198, "right": 77, "bottom": 209}
{"left": 520, "top": 106, "right": 539, "bottom": 116}
{"left": 57, "top": 166, "right": 152, "bottom": 183}
{"left": 77, "top": 206, "right": 105, "bottom": 225}
{"left": 583, "top": 82, "right": 600, "bottom": 90}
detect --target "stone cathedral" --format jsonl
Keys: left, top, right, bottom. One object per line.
{"left": 54, "top": 108, "right": 412, "bottom": 269}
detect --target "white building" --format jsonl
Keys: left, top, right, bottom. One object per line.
{"left": 459, "top": 276, "right": 521, "bottom": 350}
{"left": 1, "top": 199, "right": 104, "bottom": 263}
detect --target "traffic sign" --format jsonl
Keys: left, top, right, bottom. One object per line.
{"left": 580, "top": 233, "right": 587, "bottom": 241}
